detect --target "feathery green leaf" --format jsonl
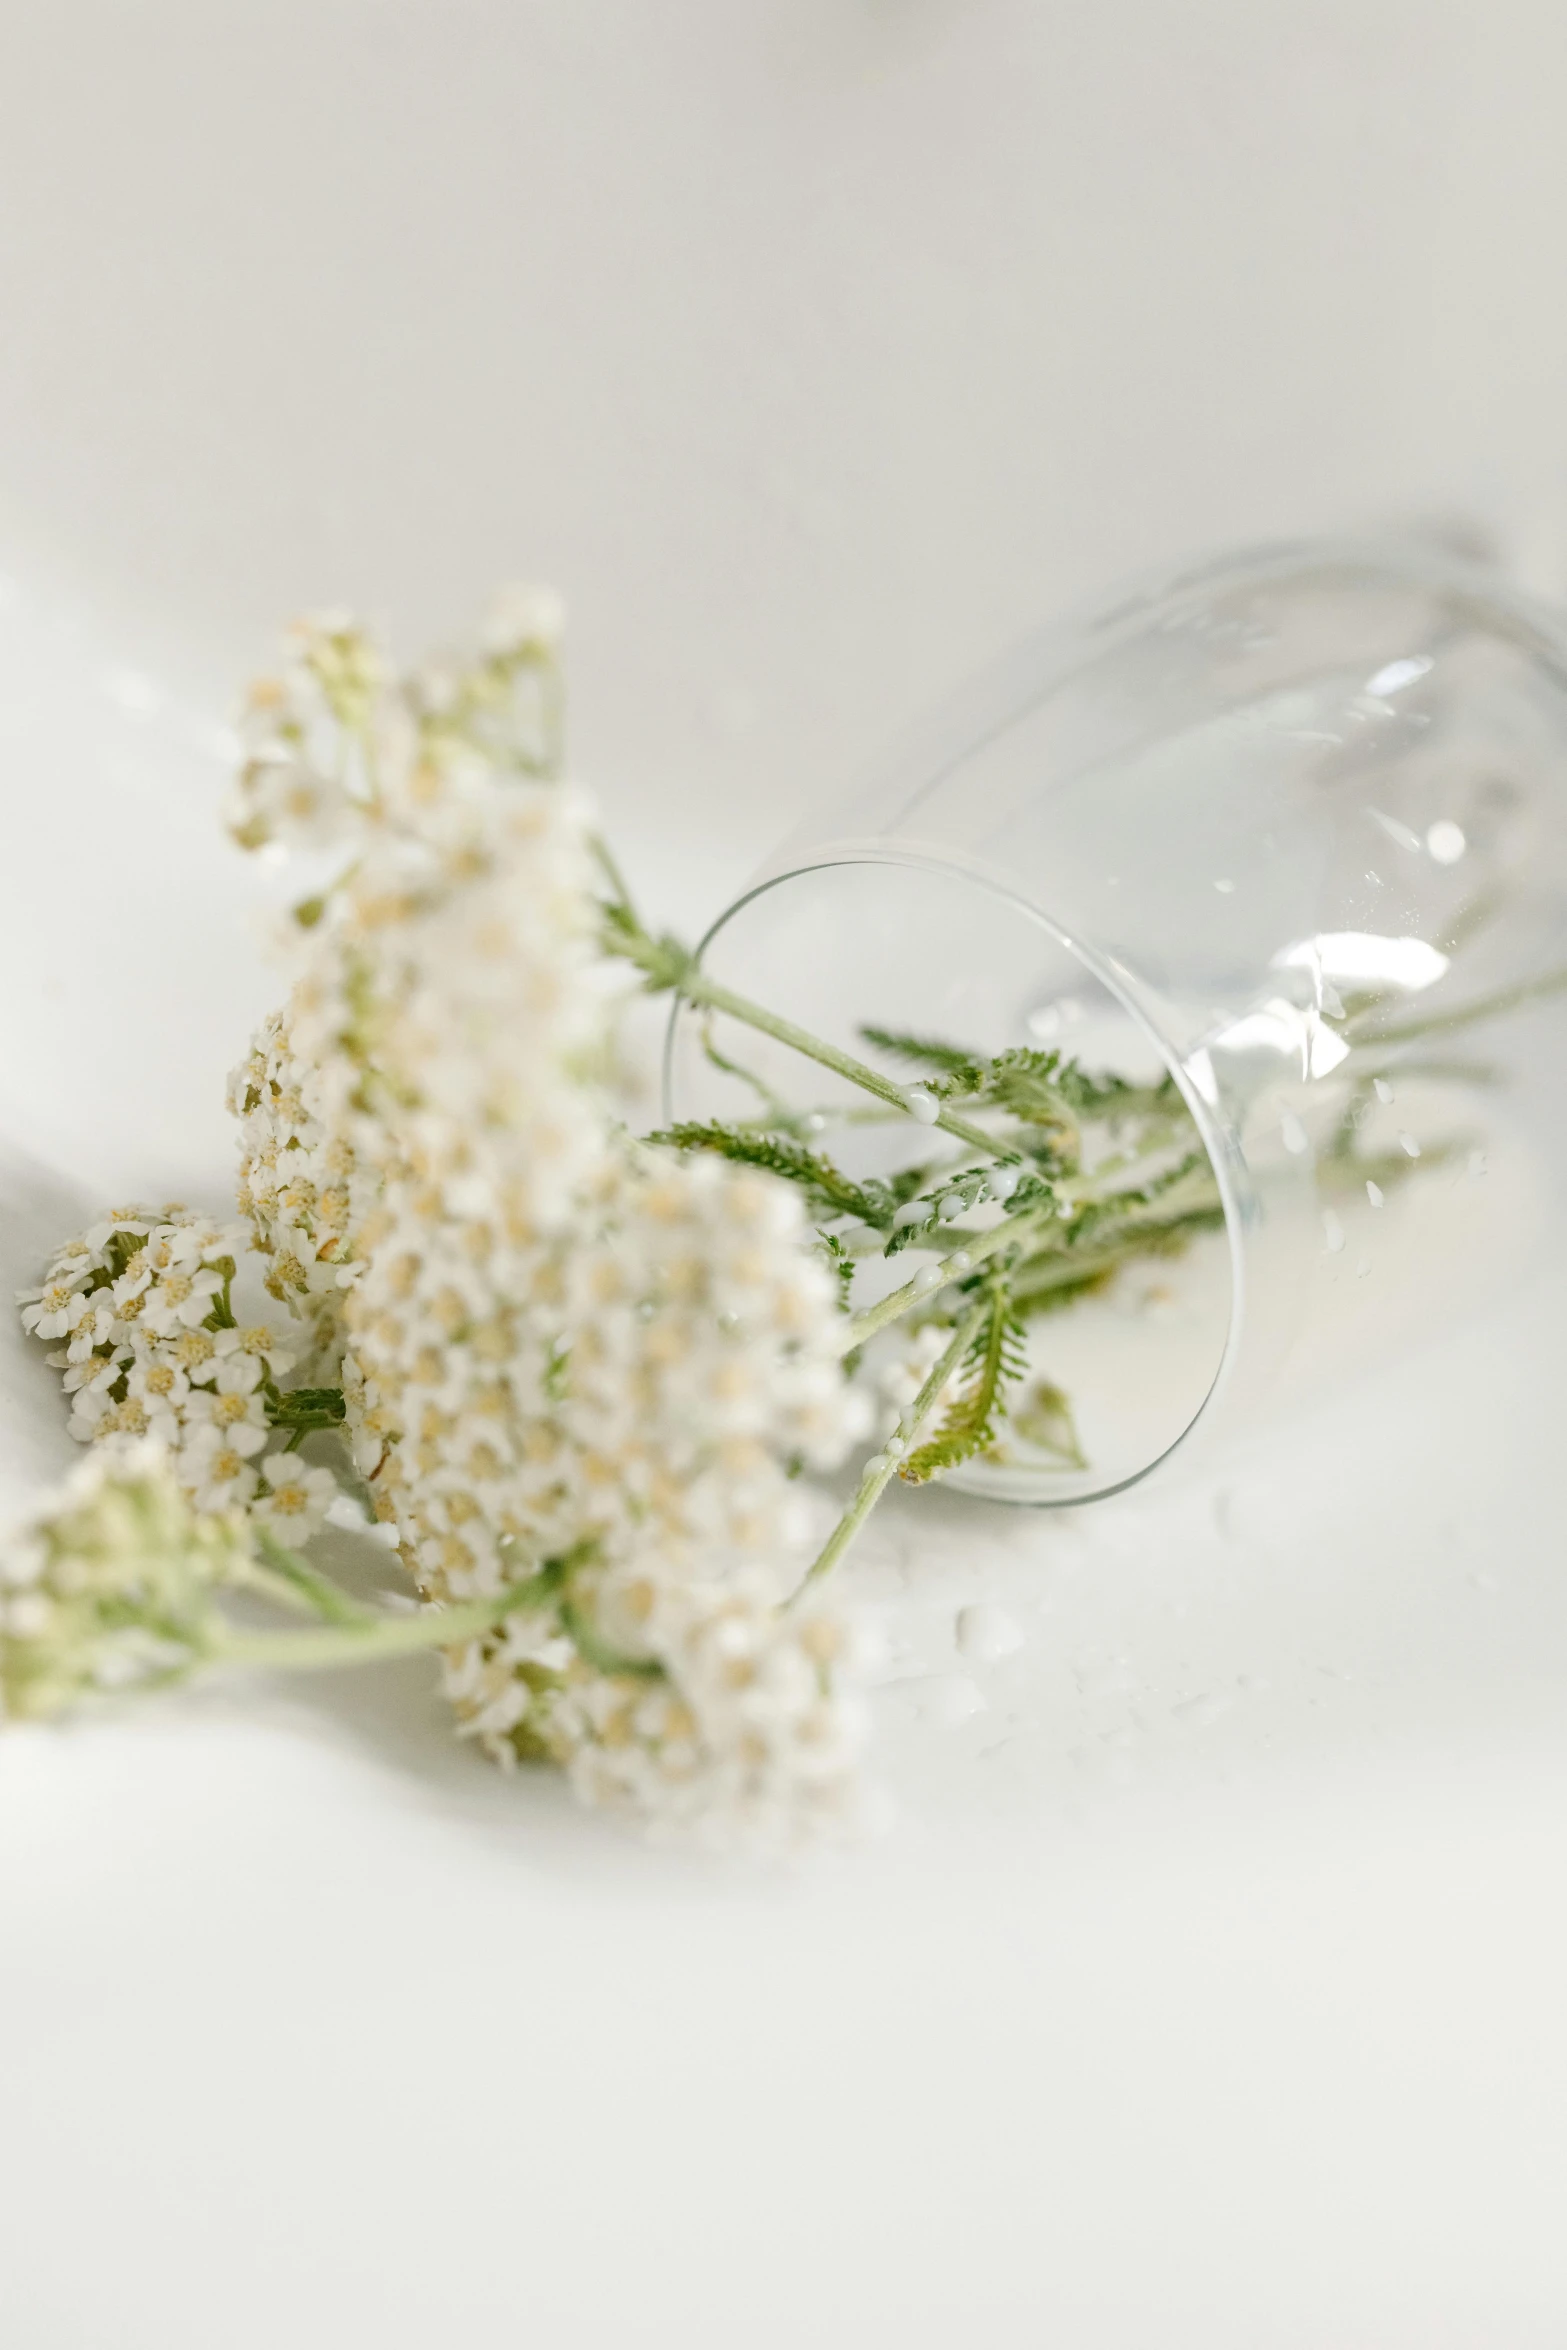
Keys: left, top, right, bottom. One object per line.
{"left": 816, "top": 1229, "right": 857, "bottom": 1311}
{"left": 898, "top": 1283, "right": 1028, "bottom": 1484}
{"left": 858, "top": 1024, "right": 980, "bottom": 1075}
{"left": 648, "top": 1120, "right": 897, "bottom": 1228}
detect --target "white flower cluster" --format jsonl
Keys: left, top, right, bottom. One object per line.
{"left": 225, "top": 597, "right": 567, "bottom": 1365}
{"left": 542, "top": 1569, "right": 874, "bottom": 1849}
{"left": 330, "top": 765, "right": 619, "bottom": 1579}
{"left": 20, "top": 1206, "right": 335, "bottom": 1544}
{"left": 222, "top": 596, "right": 878, "bottom": 1845}
{"left": 229, "top": 590, "right": 565, "bottom": 860}
{"left": 0, "top": 1441, "right": 254, "bottom": 1722}
{"left": 427, "top": 1151, "right": 876, "bottom": 1845}
{"left": 228, "top": 1006, "right": 361, "bottom": 1380}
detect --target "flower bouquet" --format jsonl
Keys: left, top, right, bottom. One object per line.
{"left": 9, "top": 544, "right": 1566, "bottom": 1845}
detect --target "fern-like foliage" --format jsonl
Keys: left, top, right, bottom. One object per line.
{"left": 1064, "top": 1145, "right": 1211, "bottom": 1249}
{"left": 858, "top": 1024, "right": 979, "bottom": 1075}
{"left": 648, "top": 1120, "right": 898, "bottom": 1229}
{"left": 884, "top": 1159, "right": 942, "bottom": 1206}
{"left": 924, "top": 1046, "right": 1187, "bottom": 1136}
{"left": 1011, "top": 1263, "right": 1119, "bottom": 1318}
{"left": 916, "top": 1047, "right": 1082, "bottom": 1149}
{"left": 816, "top": 1229, "right": 857, "bottom": 1310}
{"left": 925, "top": 1045, "right": 1053, "bottom": 1102}
{"left": 898, "top": 1283, "right": 1028, "bottom": 1484}
{"left": 268, "top": 1385, "right": 347, "bottom": 1429}
{"left": 599, "top": 897, "right": 692, "bottom": 994}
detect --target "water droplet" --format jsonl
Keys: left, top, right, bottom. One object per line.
{"left": 1321, "top": 1208, "right": 1345, "bottom": 1254}
{"left": 893, "top": 1200, "right": 927, "bottom": 1228}
{"left": 938, "top": 1192, "right": 966, "bottom": 1220}
{"left": 1398, "top": 1132, "right": 1420, "bottom": 1159}
{"left": 884, "top": 1437, "right": 905, "bottom": 1460}
{"left": 1279, "top": 1111, "right": 1309, "bottom": 1156}
{"left": 1427, "top": 818, "right": 1467, "bottom": 865}
{"left": 901, "top": 1085, "right": 939, "bottom": 1126}
{"left": 1373, "top": 1077, "right": 1395, "bottom": 1104}
{"left": 948, "top": 1251, "right": 972, "bottom": 1273}
{"left": 1366, "top": 1180, "right": 1384, "bottom": 1207}
{"left": 804, "top": 1112, "right": 826, "bottom": 1134}
{"left": 1355, "top": 1254, "right": 1373, "bottom": 1278}
{"left": 913, "top": 1265, "right": 943, "bottom": 1295}
{"left": 988, "top": 1166, "right": 1020, "bottom": 1201}
{"left": 955, "top": 1603, "right": 1024, "bottom": 1664}
{"left": 922, "top": 1674, "right": 988, "bottom": 1726}
{"left": 864, "top": 1452, "right": 890, "bottom": 1479}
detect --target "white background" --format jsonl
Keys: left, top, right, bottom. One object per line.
{"left": 3, "top": 7, "right": 1567, "bottom": 2343}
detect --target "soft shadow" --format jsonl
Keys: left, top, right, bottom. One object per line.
{"left": 225, "top": 1523, "right": 723, "bottom": 1884}
{"left": 0, "top": 1135, "right": 93, "bottom": 1504}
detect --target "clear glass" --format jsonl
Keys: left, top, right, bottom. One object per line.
{"left": 666, "top": 541, "right": 1567, "bottom": 1504}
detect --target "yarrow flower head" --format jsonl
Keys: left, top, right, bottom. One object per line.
{"left": 227, "top": 1006, "right": 364, "bottom": 1378}
{"left": 0, "top": 1442, "right": 254, "bottom": 1722}
{"left": 535, "top": 1566, "right": 877, "bottom": 1852}
{"left": 413, "top": 1145, "right": 877, "bottom": 1843}
{"left": 18, "top": 1207, "right": 334, "bottom": 1546}
{"left": 18, "top": 589, "right": 905, "bottom": 1850}
{"left": 228, "top": 592, "right": 565, "bottom": 859}
{"left": 219, "top": 594, "right": 880, "bottom": 1843}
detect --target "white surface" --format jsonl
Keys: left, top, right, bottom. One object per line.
{"left": 5, "top": 10, "right": 1567, "bottom": 2343}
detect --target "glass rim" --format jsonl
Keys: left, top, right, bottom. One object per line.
{"left": 663, "top": 844, "right": 1249, "bottom": 1506}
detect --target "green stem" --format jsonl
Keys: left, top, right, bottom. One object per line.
{"left": 210, "top": 1570, "right": 554, "bottom": 1674}
{"left": 802, "top": 1300, "right": 989, "bottom": 1590}
{"left": 1345, "top": 962, "right": 1567, "bottom": 1050}
{"left": 679, "top": 963, "right": 998, "bottom": 1153}
{"left": 250, "top": 1532, "right": 379, "bottom": 1627}
{"left": 836, "top": 1206, "right": 1049, "bottom": 1356}
{"left": 559, "top": 1594, "right": 664, "bottom": 1680}
{"left": 1009, "top": 1207, "right": 1220, "bottom": 1309}
{"left": 591, "top": 834, "right": 638, "bottom": 918}
{"left": 839, "top": 1166, "right": 1222, "bottom": 1354}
